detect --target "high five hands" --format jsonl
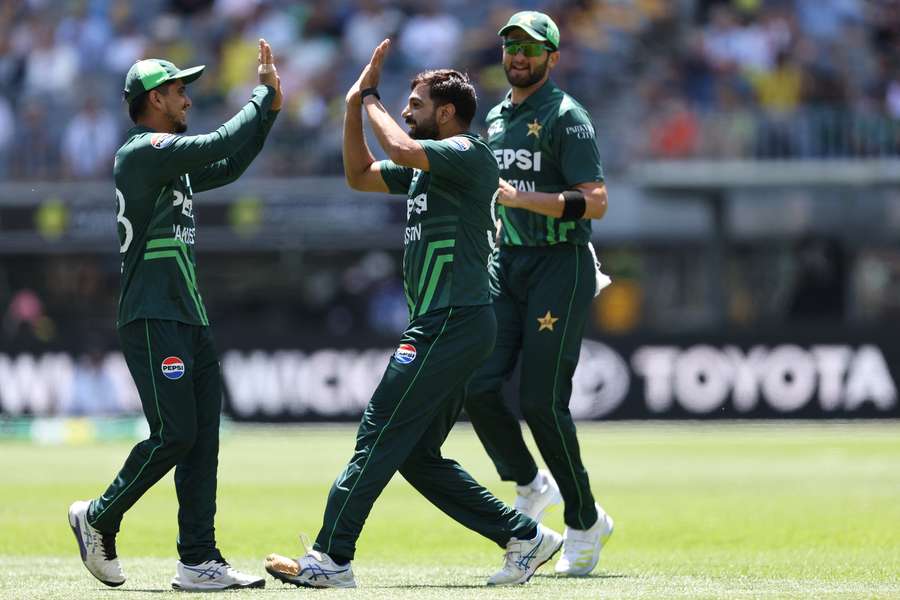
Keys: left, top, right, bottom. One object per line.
{"left": 258, "top": 38, "right": 283, "bottom": 111}
{"left": 346, "top": 39, "right": 391, "bottom": 106}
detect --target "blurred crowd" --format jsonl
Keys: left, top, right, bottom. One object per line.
{"left": 1, "top": 0, "right": 899, "bottom": 181}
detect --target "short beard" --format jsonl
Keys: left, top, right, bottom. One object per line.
{"left": 173, "top": 121, "right": 187, "bottom": 134}
{"left": 407, "top": 113, "right": 439, "bottom": 140}
{"left": 504, "top": 57, "right": 548, "bottom": 88}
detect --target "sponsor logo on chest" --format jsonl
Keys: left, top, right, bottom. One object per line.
{"left": 493, "top": 148, "right": 542, "bottom": 172}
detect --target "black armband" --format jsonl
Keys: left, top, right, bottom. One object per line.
{"left": 360, "top": 87, "right": 381, "bottom": 101}
{"left": 561, "top": 190, "right": 586, "bottom": 219}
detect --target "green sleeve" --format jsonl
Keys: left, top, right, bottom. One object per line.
{"left": 554, "top": 108, "right": 604, "bottom": 186}
{"left": 142, "top": 85, "right": 276, "bottom": 183}
{"left": 377, "top": 160, "right": 415, "bottom": 194}
{"left": 417, "top": 137, "right": 478, "bottom": 183}
{"left": 189, "top": 109, "right": 280, "bottom": 192}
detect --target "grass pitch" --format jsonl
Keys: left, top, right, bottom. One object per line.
{"left": 1, "top": 421, "right": 898, "bottom": 599}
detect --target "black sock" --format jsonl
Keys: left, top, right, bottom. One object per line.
{"left": 329, "top": 553, "right": 351, "bottom": 566}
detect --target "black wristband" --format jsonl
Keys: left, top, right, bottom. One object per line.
{"left": 360, "top": 87, "right": 381, "bottom": 101}
{"left": 561, "top": 190, "right": 586, "bottom": 219}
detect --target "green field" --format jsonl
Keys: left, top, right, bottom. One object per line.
{"left": 1, "top": 421, "right": 898, "bottom": 599}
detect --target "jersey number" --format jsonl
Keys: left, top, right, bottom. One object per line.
{"left": 116, "top": 188, "right": 133, "bottom": 253}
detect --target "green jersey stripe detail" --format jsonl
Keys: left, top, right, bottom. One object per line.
{"left": 146, "top": 238, "right": 183, "bottom": 250}
{"left": 417, "top": 239, "right": 456, "bottom": 296}
{"left": 403, "top": 279, "right": 414, "bottom": 314}
{"left": 143, "top": 238, "right": 209, "bottom": 324}
{"left": 143, "top": 250, "right": 208, "bottom": 325}
{"left": 546, "top": 216, "right": 557, "bottom": 244}
{"left": 499, "top": 206, "right": 523, "bottom": 245}
{"left": 418, "top": 254, "right": 453, "bottom": 316}
{"left": 325, "top": 308, "right": 454, "bottom": 554}
{"left": 559, "top": 222, "right": 576, "bottom": 242}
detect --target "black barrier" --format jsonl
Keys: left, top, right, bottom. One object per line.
{"left": 1, "top": 328, "right": 897, "bottom": 420}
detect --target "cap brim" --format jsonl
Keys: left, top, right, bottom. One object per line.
{"left": 169, "top": 65, "right": 205, "bottom": 85}
{"left": 498, "top": 23, "right": 547, "bottom": 42}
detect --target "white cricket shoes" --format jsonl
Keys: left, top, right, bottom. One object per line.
{"left": 554, "top": 502, "right": 614, "bottom": 576}
{"left": 487, "top": 523, "right": 563, "bottom": 586}
{"left": 68, "top": 500, "right": 126, "bottom": 587}
{"left": 265, "top": 539, "right": 357, "bottom": 589}
{"left": 514, "top": 469, "right": 562, "bottom": 522}
{"left": 171, "top": 559, "right": 264, "bottom": 591}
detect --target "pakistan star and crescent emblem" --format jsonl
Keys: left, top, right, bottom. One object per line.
{"left": 527, "top": 119, "right": 542, "bottom": 138}
{"left": 537, "top": 310, "right": 559, "bottom": 331}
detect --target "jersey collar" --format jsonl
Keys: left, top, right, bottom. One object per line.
{"left": 501, "top": 79, "right": 558, "bottom": 113}
{"left": 126, "top": 125, "right": 154, "bottom": 138}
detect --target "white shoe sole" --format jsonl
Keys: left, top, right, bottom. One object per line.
{"left": 171, "top": 579, "right": 265, "bottom": 592}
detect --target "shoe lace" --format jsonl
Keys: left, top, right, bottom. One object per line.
{"left": 501, "top": 539, "right": 528, "bottom": 571}
{"left": 100, "top": 534, "right": 118, "bottom": 560}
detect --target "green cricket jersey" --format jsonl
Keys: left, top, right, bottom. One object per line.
{"left": 114, "top": 85, "right": 278, "bottom": 328}
{"left": 485, "top": 79, "right": 604, "bottom": 246}
{"left": 379, "top": 133, "right": 498, "bottom": 319}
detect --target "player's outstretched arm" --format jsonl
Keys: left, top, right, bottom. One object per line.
{"left": 189, "top": 39, "right": 284, "bottom": 192}
{"left": 146, "top": 41, "right": 281, "bottom": 185}
{"left": 359, "top": 40, "right": 430, "bottom": 172}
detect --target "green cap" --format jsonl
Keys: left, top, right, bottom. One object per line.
{"left": 122, "top": 59, "right": 205, "bottom": 103}
{"left": 498, "top": 11, "right": 560, "bottom": 50}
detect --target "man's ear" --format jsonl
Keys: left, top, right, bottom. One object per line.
{"left": 439, "top": 103, "right": 457, "bottom": 125}
{"left": 148, "top": 89, "right": 164, "bottom": 111}
{"left": 549, "top": 49, "right": 560, "bottom": 69}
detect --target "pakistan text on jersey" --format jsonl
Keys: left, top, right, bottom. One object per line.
{"left": 493, "top": 149, "right": 542, "bottom": 171}
{"left": 405, "top": 223, "right": 421, "bottom": 244}
{"left": 173, "top": 224, "right": 195, "bottom": 245}
{"left": 506, "top": 179, "right": 536, "bottom": 192}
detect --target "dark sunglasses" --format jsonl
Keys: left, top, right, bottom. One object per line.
{"left": 503, "top": 40, "right": 553, "bottom": 57}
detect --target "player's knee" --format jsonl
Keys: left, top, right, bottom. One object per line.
{"left": 163, "top": 428, "right": 197, "bottom": 459}
{"left": 520, "top": 389, "right": 553, "bottom": 421}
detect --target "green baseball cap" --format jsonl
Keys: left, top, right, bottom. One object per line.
{"left": 498, "top": 11, "right": 560, "bottom": 50}
{"left": 123, "top": 59, "right": 205, "bottom": 103}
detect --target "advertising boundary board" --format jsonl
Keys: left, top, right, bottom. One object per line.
{"left": 2, "top": 329, "right": 897, "bottom": 420}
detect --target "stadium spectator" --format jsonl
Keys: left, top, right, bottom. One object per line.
{"left": 62, "top": 97, "right": 120, "bottom": 179}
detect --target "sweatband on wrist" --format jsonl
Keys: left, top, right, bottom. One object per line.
{"left": 360, "top": 87, "right": 381, "bottom": 101}
{"left": 561, "top": 190, "right": 586, "bottom": 219}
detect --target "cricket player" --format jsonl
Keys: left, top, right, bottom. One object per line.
{"left": 67, "top": 40, "right": 282, "bottom": 591}
{"left": 464, "top": 11, "right": 614, "bottom": 576}
{"left": 264, "top": 39, "right": 561, "bottom": 588}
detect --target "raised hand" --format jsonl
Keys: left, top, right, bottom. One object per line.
{"left": 346, "top": 38, "right": 391, "bottom": 106}
{"left": 258, "top": 38, "right": 283, "bottom": 111}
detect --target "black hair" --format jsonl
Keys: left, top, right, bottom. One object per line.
{"left": 126, "top": 81, "right": 174, "bottom": 123}
{"left": 410, "top": 69, "right": 477, "bottom": 127}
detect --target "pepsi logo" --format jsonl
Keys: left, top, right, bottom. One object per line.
{"left": 393, "top": 343, "right": 417, "bottom": 364}
{"left": 161, "top": 356, "right": 186, "bottom": 380}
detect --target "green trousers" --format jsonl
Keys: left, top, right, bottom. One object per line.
{"left": 314, "top": 305, "right": 537, "bottom": 560}
{"left": 88, "top": 319, "right": 223, "bottom": 564}
{"left": 465, "top": 244, "right": 599, "bottom": 530}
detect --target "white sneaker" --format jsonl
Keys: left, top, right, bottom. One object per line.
{"left": 554, "top": 503, "right": 614, "bottom": 576}
{"left": 265, "top": 539, "right": 357, "bottom": 589}
{"left": 487, "top": 523, "right": 563, "bottom": 586}
{"left": 514, "top": 470, "right": 562, "bottom": 522}
{"left": 171, "top": 559, "right": 264, "bottom": 591}
{"left": 68, "top": 500, "right": 126, "bottom": 587}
